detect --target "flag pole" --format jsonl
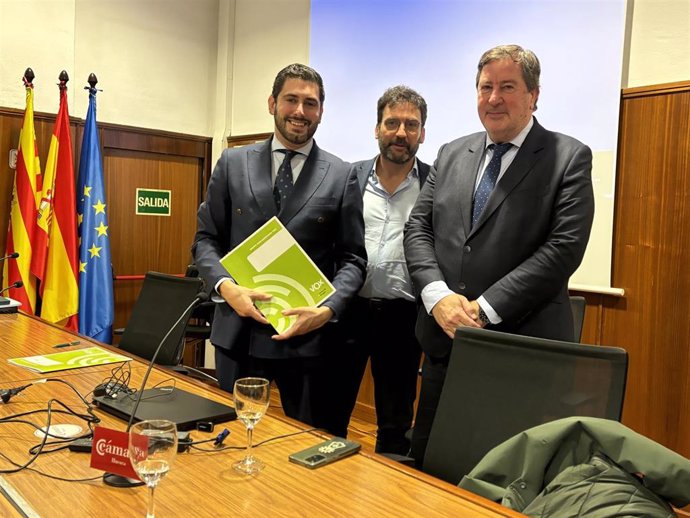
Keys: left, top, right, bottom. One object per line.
{"left": 58, "top": 70, "right": 69, "bottom": 90}
{"left": 23, "top": 67, "right": 35, "bottom": 87}
{"left": 87, "top": 72, "right": 98, "bottom": 90}
{"left": 3, "top": 67, "right": 40, "bottom": 313}
{"left": 77, "top": 72, "right": 114, "bottom": 343}
{"left": 36, "top": 69, "right": 79, "bottom": 329}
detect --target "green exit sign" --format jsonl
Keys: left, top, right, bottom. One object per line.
{"left": 136, "top": 188, "right": 171, "bottom": 216}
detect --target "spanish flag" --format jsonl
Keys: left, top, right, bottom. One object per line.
{"left": 3, "top": 74, "right": 41, "bottom": 314}
{"left": 32, "top": 74, "right": 79, "bottom": 329}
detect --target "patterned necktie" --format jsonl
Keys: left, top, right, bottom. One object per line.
{"left": 472, "top": 142, "right": 512, "bottom": 227}
{"left": 274, "top": 149, "right": 298, "bottom": 211}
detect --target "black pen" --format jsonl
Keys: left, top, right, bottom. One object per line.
{"left": 53, "top": 341, "right": 80, "bottom": 349}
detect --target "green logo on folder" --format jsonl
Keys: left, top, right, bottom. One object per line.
{"left": 220, "top": 217, "right": 336, "bottom": 333}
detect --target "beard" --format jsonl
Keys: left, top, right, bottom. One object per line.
{"left": 379, "top": 138, "right": 419, "bottom": 165}
{"left": 274, "top": 113, "right": 319, "bottom": 147}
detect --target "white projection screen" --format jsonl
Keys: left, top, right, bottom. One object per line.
{"left": 310, "top": 0, "right": 626, "bottom": 290}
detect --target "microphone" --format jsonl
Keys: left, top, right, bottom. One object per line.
{"left": 0, "top": 383, "right": 32, "bottom": 403}
{"left": 103, "top": 290, "right": 209, "bottom": 488}
{"left": 0, "top": 379, "right": 47, "bottom": 404}
{"left": 125, "top": 291, "right": 209, "bottom": 430}
{"left": 0, "top": 252, "right": 19, "bottom": 261}
{"left": 0, "top": 280, "right": 23, "bottom": 308}
{"left": 0, "top": 280, "right": 23, "bottom": 295}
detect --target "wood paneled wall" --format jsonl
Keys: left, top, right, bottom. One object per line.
{"left": 99, "top": 126, "right": 211, "bottom": 331}
{"left": 0, "top": 107, "right": 212, "bottom": 335}
{"left": 574, "top": 81, "right": 690, "bottom": 457}
{"left": 607, "top": 81, "right": 690, "bottom": 455}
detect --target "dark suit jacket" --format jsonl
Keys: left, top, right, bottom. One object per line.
{"left": 351, "top": 157, "right": 431, "bottom": 193}
{"left": 404, "top": 119, "right": 594, "bottom": 358}
{"left": 192, "top": 138, "right": 367, "bottom": 359}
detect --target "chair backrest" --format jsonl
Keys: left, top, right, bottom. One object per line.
{"left": 570, "top": 295, "right": 586, "bottom": 342}
{"left": 118, "top": 271, "right": 203, "bottom": 366}
{"left": 423, "top": 327, "right": 628, "bottom": 484}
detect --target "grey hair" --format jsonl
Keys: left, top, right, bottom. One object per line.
{"left": 476, "top": 45, "right": 540, "bottom": 108}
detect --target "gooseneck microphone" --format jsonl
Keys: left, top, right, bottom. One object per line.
{"left": 0, "top": 252, "right": 19, "bottom": 261}
{"left": 0, "top": 383, "right": 32, "bottom": 403}
{"left": 0, "top": 280, "right": 23, "bottom": 295}
{"left": 0, "top": 280, "right": 23, "bottom": 309}
{"left": 125, "top": 291, "right": 209, "bottom": 430}
{"left": 103, "top": 290, "right": 209, "bottom": 488}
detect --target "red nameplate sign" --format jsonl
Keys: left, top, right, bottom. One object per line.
{"left": 90, "top": 426, "right": 141, "bottom": 480}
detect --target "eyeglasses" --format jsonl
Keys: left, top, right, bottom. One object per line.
{"left": 382, "top": 118, "right": 422, "bottom": 133}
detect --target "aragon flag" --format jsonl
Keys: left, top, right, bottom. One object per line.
{"left": 3, "top": 72, "right": 41, "bottom": 314}
{"left": 32, "top": 73, "right": 79, "bottom": 330}
{"left": 77, "top": 82, "right": 114, "bottom": 343}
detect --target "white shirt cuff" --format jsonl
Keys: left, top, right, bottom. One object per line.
{"left": 477, "top": 296, "right": 502, "bottom": 324}
{"left": 213, "top": 277, "right": 234, "bottom": 303}
{"left": 421, "top": 281, "right": 455, "bottom": 314}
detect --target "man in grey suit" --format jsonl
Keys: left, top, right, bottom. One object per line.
{"left": 337, "top": 86, "right": 429, "bottom": 452}
{"left": 404, "top": 45, "right": 595, "bottom": 466}
{"left": 193, "top": 64, "right": 366, "bottom": 432}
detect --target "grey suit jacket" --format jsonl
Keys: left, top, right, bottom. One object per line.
{"left": 192, "top": 138, "right": 366, "bottom": 359}
{"left": 404, "top": 119, "right": 594, "bottom": 358}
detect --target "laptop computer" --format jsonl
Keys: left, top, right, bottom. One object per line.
{"left": 93, "top": 386, "right": 236, "bottom": 431}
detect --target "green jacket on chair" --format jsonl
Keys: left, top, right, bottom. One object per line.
{"left": 459, "top": 417, "right": 690, "bottom": 517}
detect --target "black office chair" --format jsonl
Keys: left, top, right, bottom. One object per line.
{"left": 569, "top": 295, "right": 586, "bottom": 342}
{"left": 423, "top": 327, "right": 628, "bottom": 484}
{"left": 117, "top": 271, "right": 204, "bottom": 367}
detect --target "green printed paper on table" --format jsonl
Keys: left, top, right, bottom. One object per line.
{"left": 220, "top": 217, "right": 336, "bottom": 333}
{"left": 9, "top": 346, "right": 132, "bottom": 373}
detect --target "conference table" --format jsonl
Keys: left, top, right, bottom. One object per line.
{"left": 0, "top": 313, "right": 523, "bottom": 518}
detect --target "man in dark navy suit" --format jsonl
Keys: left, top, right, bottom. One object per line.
{"left": 404, "top": 45, "right": 595, "bottom": 466}
{"left": 193, "top": 64, "right": 366, "bottom": 432}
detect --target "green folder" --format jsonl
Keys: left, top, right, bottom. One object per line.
{"left": 220, "top": 217, "right": 336, "bottom": 333}
{"left": 9, "top": 346, "right": 132, "bottom": 373}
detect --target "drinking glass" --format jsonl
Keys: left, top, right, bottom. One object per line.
{"left": 233, "top": 377, "right": 270, "bottom": 474}
{"left": 128, "top": 419, "right": 178, "bottom": 518}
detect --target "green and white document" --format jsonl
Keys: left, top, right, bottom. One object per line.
{"left": 220, "top": 217, "right": 336, "bottom": 333}
{"left": 9, "top": 346, "right": 132, "bottom": 373}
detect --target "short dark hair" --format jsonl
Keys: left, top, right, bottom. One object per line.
{"left": 271, "top": 63, "right": 325, "bottom": 104}
{"left": 476, "top": 44, "right": 541, "bottom": 92}
{"left": 376, "top": 85, "right": 427, "bottom": 126}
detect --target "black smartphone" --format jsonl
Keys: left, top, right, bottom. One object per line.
{"left": 288, "top": 438, "right": 361, "bottom": 469}
{"left": 68, "top": 438, "right": 93, "bottom": 453}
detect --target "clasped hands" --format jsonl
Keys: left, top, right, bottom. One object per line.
{"left": 431, "top": 293, "right": 486, "bottom": 339}
{"left": 218, "top": 280, "right": 333, "bottom": 340}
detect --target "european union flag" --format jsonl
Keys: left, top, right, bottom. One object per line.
{"left": 77, "top": 86, "right": 114, "bottom": 343}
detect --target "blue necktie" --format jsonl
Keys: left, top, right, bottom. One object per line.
{"left": 472, "top": 143, "right": 512, "bottom": 227}
{"left": 274, "top": 150, "right": 298, "bottom": 211}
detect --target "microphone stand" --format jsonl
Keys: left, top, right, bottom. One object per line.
{"left": 103, "top": 292, "right": 208, "bottom": 488}
{"left": 0, "top": 280, "right": 23, "bottom": 310}
{"left": 0, "top": 281, "right": 23, "bottom": 296}
{"left": 2, "top": 131, "right": 23, "bottom": 308}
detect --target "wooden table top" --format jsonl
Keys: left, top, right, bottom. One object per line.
{"left": 0, "top": 313, "right": 523, "bottom": 518}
